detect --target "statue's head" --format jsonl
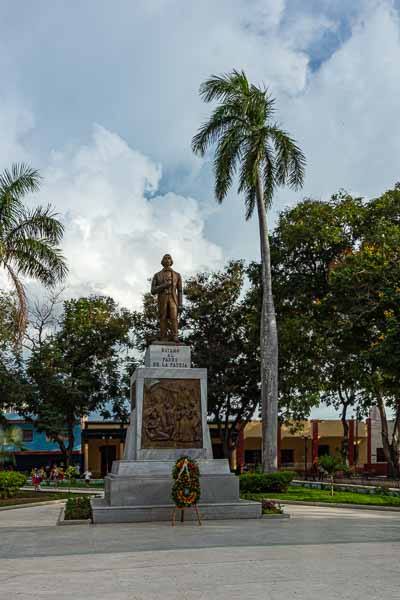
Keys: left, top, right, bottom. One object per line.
{"left": 161, "top": 254, "right": 173, "bottom": 268}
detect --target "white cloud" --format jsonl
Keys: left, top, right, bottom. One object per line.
{"left": 283, "top": 1, "right": 400, "bottom": 202}
{"left": 1, "top": 0, "right": 400, "bottom": 305}
{"left": 36, "top": 125, "right": 223, "bottom": 308}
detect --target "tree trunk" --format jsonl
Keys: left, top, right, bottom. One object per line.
{"left": 339, "top": 398, "right": 350, "bottom": 465}
{"left": 65, "top": 424, "right": 75, "bottom": 469}
{"left": 376, "top": 396, "right": 400, "bottom": 478}
{"left": 256, "top": 174, "right": 278, "bottom": 472}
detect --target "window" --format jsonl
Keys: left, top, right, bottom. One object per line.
{"left": 281, "top": 449, "right": 294, "bottom": 465}
{"left": 22, "top": 429, "right": 33, "bottom": 442}
{"left": 244, "top": 450, "right": 262, "bottom": 465}
{"left": 318, "top": 445, "right": 330, "bottom": 457}
{"left": 376, "top": 447, "right": 386, "bottom": 462}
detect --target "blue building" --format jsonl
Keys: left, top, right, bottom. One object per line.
{"left": 3, "top": 413, "right": 82, "bottom": 471}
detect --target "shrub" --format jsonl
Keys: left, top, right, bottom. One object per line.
{"left": 65, "top": 466, "right": 79, "bottom": 484}
{"left": 0, "top": 472, "right": 27, "bottom": 498}
{"left": 64, "top": 496, "right": 92, "bottom": 520}
{"left": 239, "top": 470, "right": 295, "bottom": 494}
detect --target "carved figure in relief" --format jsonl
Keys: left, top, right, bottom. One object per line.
{"left": 145, "top": 406, "right": 170, "bottom": 441}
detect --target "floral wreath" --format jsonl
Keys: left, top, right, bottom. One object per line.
{"left": 171, "top": 456, "right": 201, "bottom": 508}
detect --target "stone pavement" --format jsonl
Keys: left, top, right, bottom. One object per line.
{"left": 0, "top": 503, "right": 399, "bottom": 599}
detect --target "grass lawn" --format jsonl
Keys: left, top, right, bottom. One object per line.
{"left": 0, "top": 491, "right": 74, "bottom": 508}
{"left": 241, "top": 486, "right": 400, "bottom": 507}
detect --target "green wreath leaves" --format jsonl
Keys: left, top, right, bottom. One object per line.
{"left": 171, "top": 456, "right": 201, "bottom": 508}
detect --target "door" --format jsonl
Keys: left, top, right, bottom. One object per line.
{"left": 100, "top": 444, "right": 117, "bottom": 477}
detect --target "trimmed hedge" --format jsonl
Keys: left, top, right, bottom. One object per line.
{"left": 64, "top": 496, "right": 92, "bottom": 520}
{"left": 0, "top": 472, "right": 27, "bottom": 498}
{"left": 239, "top": 471, "right": 296, "bottom": 494}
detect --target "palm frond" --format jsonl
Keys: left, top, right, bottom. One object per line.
{"left": 193, "top": 69, "right": 305, "bottom": 215}
{"left": 268, "top": 126, "right": 306, "bottom": 189}
{"left": 6, "top": 264, "right": 28, "bottom": 338}
{"left": 0, "top": 164, "right": 41, "bottom": 224}
{"left": 263, "top": 147, "right": 276, "bottom": 207}
{"left": 244, "top": 185, "right": 257, "bottom": 221}
{"left": 214, "top": 127, "right": 245, "bottom": 202}
{"left": 7, "top": 239, "right": 68, "bottom": 285}
{"left": 199, "top": 69, "right": 250, "bottom": 104}
{"left": 192, "top": 110, "right": 237, "bottom": 156}
{"left": 237, "top": 139, "right": 264, "bottom": 219}
{"left": 6, "top": 205, "right": 65, "bottom": 245}
{"left": 0, "top": 163, "right": 40, "bottom": 198}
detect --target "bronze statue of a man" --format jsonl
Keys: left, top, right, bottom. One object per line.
{"left": 151, "top": 254, "right": 182, "bottom": 341}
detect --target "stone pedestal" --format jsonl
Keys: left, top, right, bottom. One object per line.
{"left": 91, "top": 344, "right": 261, "bottom": 523}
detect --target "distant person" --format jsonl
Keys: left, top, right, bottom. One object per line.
{"left": 32, "top": 468, "right": 42, "bottom": 492}
{"left": 83, "top": 469, "right": 92, "bottom": 487}
{"left": 51, "top": 465, "right": 60, "bottom": 488}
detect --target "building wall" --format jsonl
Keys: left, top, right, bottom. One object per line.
{"left": 5, "top": 415, "right": 81, "bottom": 452}
{"left": 87, "top": 438, "right": 124, "bottom": 477}
{"left": 3, "top": 414, "right": 82, "bottom": 471}
{"left": 370, "top": 407, "right": 395, "bottom": 473}
{"left": 242, "top": 419, "right": 369, "bottom": 472}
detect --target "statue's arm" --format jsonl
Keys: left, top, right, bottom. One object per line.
{"left": 177, "top": 273, "right": 183, "bottom": 306}
{"left": 151, "top": 274, "right": 161, "bottom": 295}
{"left": 151, "top": 273, "right": 169, "bottom": 294}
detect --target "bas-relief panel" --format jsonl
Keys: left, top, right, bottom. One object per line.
{"left": 141, "top": 379, "right": 202, "bottom": 448}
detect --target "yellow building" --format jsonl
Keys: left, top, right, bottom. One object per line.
{"left": 83, "top": 418, "right": 377, "bottom": 477}
{"left": 238, "top": 420, "right": 368, "bottom": 474}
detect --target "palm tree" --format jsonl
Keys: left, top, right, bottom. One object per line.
{"left": 0, "top": 163, "right": 68, "bottom": 338}
{"left": 192, "top": 70, "right": 305, "bottom": 472}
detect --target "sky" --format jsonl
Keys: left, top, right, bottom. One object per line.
{"left": 1, "top": 0, "right": 400, "bottom": 418}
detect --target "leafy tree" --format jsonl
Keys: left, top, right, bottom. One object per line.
{"left": 268, "top": 193, "right": 368, "bottom": 461}
{"left": 131, "top": 290, "right": 159, "bottom": 351}
{"left": 246, "top": 261, "right": 320, "bottom": 425}
{"left": 264, "top": 188, "right": 400, "bottom": 472}
{"left": 183, "top": 261, "right": 259, "bottom": 463}
{"left": 0, "top": 164, "right": 68, "bottom": 337}
{"left": 20, "top": 296, "right": 134, "bottom": 466}
{"left": 0, "top": 426, "right": 24, "bottom": 468}
{"left": 327, "top": 190, "right": 400, "bottom": 475}
{"left": 192, "top": 70, "right": 305, "bottom": 471}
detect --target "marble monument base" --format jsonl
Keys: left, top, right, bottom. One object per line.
{"left": 91, "top": 345, "right": 261, "bottom": 523}
{"left": 91, "top": 459, "right": 261, "bottom": 523}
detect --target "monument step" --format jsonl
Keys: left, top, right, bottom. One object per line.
{"left": 91, "top": 497, "right": 261, "bottom": 523}
{"left": 111, "top": 458, "right": 231, "bottom": 476}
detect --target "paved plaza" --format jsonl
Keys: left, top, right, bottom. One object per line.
{"left": 0, "top": 504, "right": 399, "bottom": 599}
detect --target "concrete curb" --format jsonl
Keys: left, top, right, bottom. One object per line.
{"left": 273, "top": 499, "right": 400, "bottom": 512}
{"left": 0, "top": 499, "right": 67, "bottom": 512}
{"left": 22, "top": 486, "right": 103, "bottom": 495}
{"left": 57, "top": 505, "right": 92, "bottom": 526}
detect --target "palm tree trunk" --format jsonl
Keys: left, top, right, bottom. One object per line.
{"left": 256, "top": 174, "right": 278, "bottom": 472}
